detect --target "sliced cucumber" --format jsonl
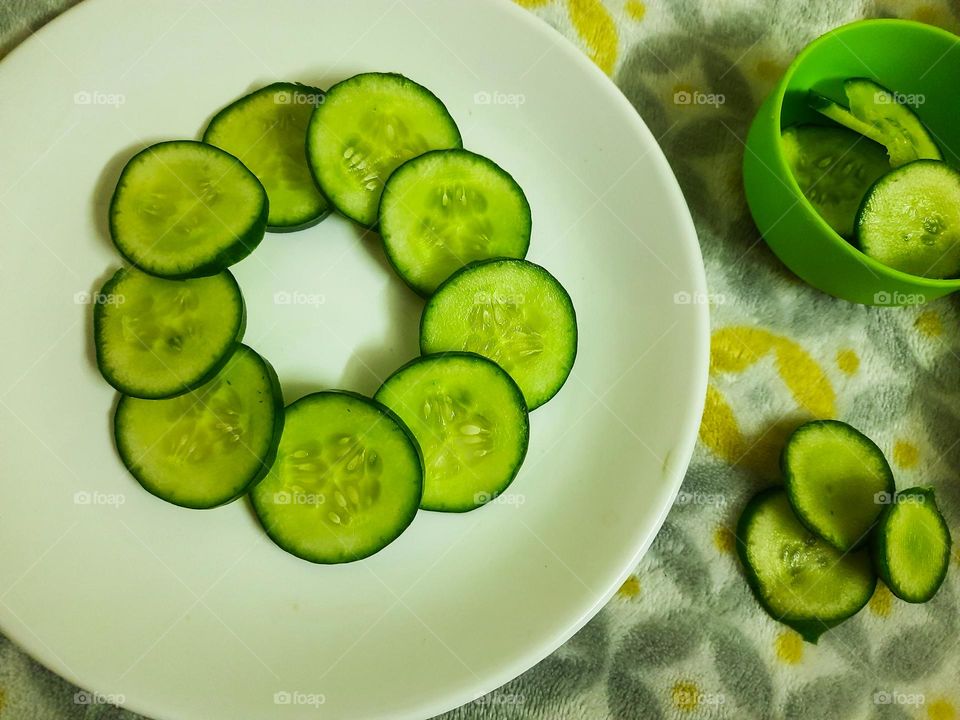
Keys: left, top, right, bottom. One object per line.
{"left": 251, "top": 391, "right": 423, "bottom": 563}
{"left": 856, "top": 160, "right": 960, "bottom": 279}
{"left": 115, "top": 345, "right": 283, "bottom": 509}
{"left": 110, "top": 140, "right": 268, "bottom": 278}
{"left": 810, "top": 79, "right": 942, "bottom": 167}
{"left": 782, "top": 420, "right": 894, "bottom": 551}
{"left": 781, "top": 125, "right": 889, "bottom": 238}
{"left": 203, "top": 83, "right": 331, "bottom": 231}
{"left": 94, "top": 267, "right": 245, "bottom": 399}
{"left": 379, "top": 149, "right": 531, "bottom": 296}
{"left": 306, "top": 72, "right": 462, "bottom": 226}
{"left": 420, "top": 259, "right": 577, "bottom": 410}
{"left": 737, "top": 488, "right": 877, "bottom": 643}
{"left": 374, "top": 353, "right": 529, "bottom": 512}
{"left": 873, "top": 487, "right": 952, "bottom": 603}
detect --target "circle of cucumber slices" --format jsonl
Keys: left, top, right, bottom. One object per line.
{"left": 93, "top": 73, "right": 577, "bottom": 564}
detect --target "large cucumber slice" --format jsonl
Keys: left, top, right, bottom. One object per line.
{"left": 306, "top": 72, "right": 462, "bottom": 226}
{"left": 110, "top": 141, "right": 268, "bottom": 278}
{"left": 203, "top": 82, "right": 331, "bottom": 231}
{"left": 251, "top": 391, "right": 423, "bottom": 564}
{"left": 375, "top": 353, "right": 529, "bottom": 512}
{"left": 782, "top": 420, "right": 895, "bottom": 551}
{"left": 114, "top": 345, "right": 283, "bottom": 509}
{"left": 94, "top": 267, "right": 245, "bottom": 399}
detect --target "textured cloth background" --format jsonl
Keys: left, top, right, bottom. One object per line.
{"left": 2, "top": 1, "right": 959, "bottom": 718}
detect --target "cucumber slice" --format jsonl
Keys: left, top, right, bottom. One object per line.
{"left": 110, "top": 140, "right": 268, "bottom": 278}
{"left": 780, "top": 125, "right": 889, "bottom": 238}
{"left": 203, "top": 83, "right": 331, "bottom": 231}
{"left": 782, "top": 420, "right": 894, "bottom": 551}
{"left": 810, "top": 79, "right": 942, "bottom": 167}
{"left": 737, "top": 488, "right": 877, "bottom": 643}
{"left": 115, "top": 345, "right": 283, "bottom": 509}
{"left": 374, "top": 353, "right": 529, "bottom": 512}
{"left": 856, "top": 160, "right": 960, "bottom": 279}
{"left": 306, "top": 72, "right": 462, "bottom": 226}
{"left": 251, "top": 391, "right": 423, "bottom": 564}
{"left": 873, "top": 487, "right": 952, "bottom": 603}
{"left": 420, "top": 259, "right": 577, "bottom": 410}
{"left": 379, "top": 149, "right": 531, "bottom": 296}
{"left": 94, "top": 267, "right": 245, "bottom": 399}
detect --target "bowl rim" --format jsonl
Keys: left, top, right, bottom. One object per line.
{"left": 766, "top": 18, "right": 960, "bottom": 291}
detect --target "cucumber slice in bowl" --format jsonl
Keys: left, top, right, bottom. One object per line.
{"left": 306, "top": 72, "right": 462, "bottom": 226}
{"left": 374, "top": 353, "right": 529, "bottom": 512}
{"left": 873, "top": 487, "right": 952, "bottom": 603}
{"left": 203, "top": 83, "right": 331, "bottom": 231}
{"left": 379, "top": 149, "right": 531, "bottom": 296}
{"left": 420, "top": 259, "right": 577, "bottom": 410}
{"left": 110, "top": 140, "right": 268, "bottom": 278}
{"left": 94, "top": 267, "right": 245, "bottom": 399}
{"left": 115, "top": 345, "right": 283, "bottom": 509}
{"left": 251, "top": 391, "right": 423, "bottom": 564}
{"left": 856, "top": 160, "right": 960, "bottom": 279}
{"left": 737, "top": 488, "right": 876, "bottom": 643}
{"left": 780, "top": 125, "right": 889, "bottom": 238}
{"left": 782, "top": 420, "right": 894, "bottom": 552}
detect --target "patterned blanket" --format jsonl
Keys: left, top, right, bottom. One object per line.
{"left": 1, "top": 1, "right": 957, "bottom": 718}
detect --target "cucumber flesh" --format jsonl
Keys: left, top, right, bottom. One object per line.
{"left": 873, "top": 487, "right": 952, "bottom": 603}
{"left": 737, "top": 488, "right": 877, "bottom": 643}
{"left": 375, "top": 353, "right": 529, "bottom": 512}
{"left": 94, "top": 267, "right": 245, "bottom": 399}
{"left": 379, "top": 149, "right": 531, "bottom": 296}
{"left": 203, "top": 83, "right": 331, "bottom": 231}
{"left": 782, "top": 420, "right": 894, "bottom": 551}
{"left": 306, "top": 72, "right": 462, "bottom": 226}
{"left": 420, "top": 259, "right": 577, "bottom": 410}
{"left": 251, "top": 391, "right": 423, "bottom": 564}
{"left": 856, "top": 160, "right": 960, "bottom": 279}
{"left": 781, "top": 125, "right": 889, "bottom": 238}
{"left": 110, "top": 141, "right": 268, "bottom": 278}
{"left": 115, "top": 345, "right": 283, "bottom": 508}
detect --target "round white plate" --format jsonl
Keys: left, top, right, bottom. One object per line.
{"left": 0, "top": 1, "right": 708, "bottom": 718}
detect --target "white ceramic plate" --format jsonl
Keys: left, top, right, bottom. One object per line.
{"left": 0, "top": 1, "right": 708, "bottom": 718}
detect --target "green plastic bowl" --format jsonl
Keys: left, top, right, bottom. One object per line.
{"left": 744, "top": 19, "right": 960, "bottom": 306}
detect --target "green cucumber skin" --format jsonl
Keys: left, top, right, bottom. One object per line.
{"left": 736, "top": 487, "right": 877, "bottom": 644}
{"left": 93, "top": 267, "right": 247, "bottom": 400}
{"left": 109, "top": 141, "right": 269, "bottom": 279}
{"left": 781, "top": 420, "right": 894, "bottom": 551}
{"left": 250, "top": 390, "right": 424, "bottom": 564}
{"left": 872, "top": 487, "right": 952, "bottom": 603}
{"left": 114, "top": 347, "right": 285, "bottom": 510}
{"left": 202, "top": 82, "right": 331, "bottom": 233}
{"left": 375, "top": 351, "right": 530, "bottom": 513}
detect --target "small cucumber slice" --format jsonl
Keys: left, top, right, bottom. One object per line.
{"left": 115, "top": 345, "right": 283, "bottom": 509}
{"left": 420, "top": 259, "right": 577, "bottom": 410}
{"left": 856, "top": 160, "right": 960, "bottom": 279}
{"left": 203, "top": 83, "right": 331, "bottom": 231}
{"left": 306, "top": 72, "right": 462, "bottom": 226}
{"left": 781, "top": 125, "right": 889, "bottom": 238}
{"left": 737, "top": 488, "right": 876, "bottom": 643}
{"left": 872, "top": 487, "right": 952, "bottom": 603}
{"left": 379, "top": 149, "right": 531, "bottom": 296}
{"left": 810, "top": 79, "right": 942, "bottom": 167}
{"left": 94, "top": 267, "right": 245, "bottom": 399}
{"left": 782, "top": 420, "right": 894, "bottom": 551}
{"left": 251, "top": 391, "right": 423, "bottom": 564}
{"left": 375, "top": 353, "right": 529, "bottom": 512}
{"left": 110, "top": 141, "right": 268, "bottom": 278}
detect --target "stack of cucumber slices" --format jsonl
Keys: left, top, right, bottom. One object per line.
{"left": 738, "top": 420, "right": 952, "bottom": 643}
{"left": 93, "top": 73, "right": 578, "bottom": 564}
{"left": 782, "top": 78, "right": 960, "bottom": 278}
